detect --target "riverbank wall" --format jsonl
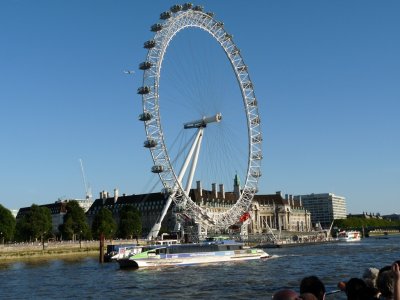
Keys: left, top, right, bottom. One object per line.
{"left": 0, "top": 239, "right": 140, "bottom": 261}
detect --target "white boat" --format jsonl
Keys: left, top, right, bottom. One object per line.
{"left": 338, "top": 230, "right": 361, "bottom": 242}
{"left": 116, "top": 240, "right": 270, "bottom": 269}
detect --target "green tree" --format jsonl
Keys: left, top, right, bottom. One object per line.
{"left": 334, "top": 217, "right": 400, "bottom": 230}
{"left": 91, "top": 207, "right": 116, "bottom": 240}
{"left": 0, "top": 204, "right": 16, "bottom": 243}
{"left": 15, "top": 204, "right": 52, "bottom": 242}
{"left": 118, "top": 205, "right": 142, "bottom": 241}
{"left": 59, "top": 201, "right": 91, "bottom": 241}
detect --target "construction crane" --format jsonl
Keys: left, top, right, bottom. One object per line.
{"left": 79, "top": 159, "right": 92, "bottom": 200}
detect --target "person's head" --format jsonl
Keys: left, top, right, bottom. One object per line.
{"left": 299, "top": 293, "right": 318, "bottom": 300}
{"left": 345, "top": 278, "right": 367, "bottom": 300}
{"left": 377, "top": 266, "right": 395, "bottom": 299}
{"left": 299, "top": 276, "right": 326, "bottom": 300}
{"left": 362, "top": 267, "right": 379, "bottom": 288}
{"left": 272, "top": 289, "right": 299, "bottom": 300}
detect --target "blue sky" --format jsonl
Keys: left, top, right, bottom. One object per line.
{"left": 1, "top": 1, "right": 399, "bottom": 215}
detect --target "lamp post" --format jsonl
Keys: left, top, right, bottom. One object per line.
{"left": 79, "top": 230, "right": 82, "bottom": 249}
{"left": 0, "top": 232, "right": 3, "bottom": 246}
{"left": 42, "top": 232, "right": 46, "bottom": 250}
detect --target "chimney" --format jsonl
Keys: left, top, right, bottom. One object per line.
{"left": 285, "top": 194, "right": 288, "bottom": 200}
{"left": 196, "top": 180, "right": 202, "bottom": 197}
{"left": 219, "top": 184, "right": 225, "bottom": 199}
{"left": 101, "top": 190, "right": 107, "bottom": 205}
{"left": 114, "top": 188, "right": 119, "bottom": 203}
{"left": 212, "top": 183, "right": 217, "bottom": 199}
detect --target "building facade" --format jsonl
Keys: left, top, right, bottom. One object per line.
{"left": 250, "top": 192, "right": 312, "bottom": 233}
{"left": 86, "top": 190, "right": 175, "bottom": 237}
{"left": 295, "top": 193, "right": 347, "bottom": 228}
{"left": 16, "top": 198, "right": 94, "bottom": 236}
{"left": 17, "top": 201, "right": 68, "bottom": 235}
{"left": 87, "top": 179, "right": 313, "bottom": 238}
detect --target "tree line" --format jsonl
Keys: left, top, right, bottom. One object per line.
{"left": 0, "top": 201, "right": 142, "bottom": 243}
{"left": 333, "top": 217, "right": 400, "bottom": 229}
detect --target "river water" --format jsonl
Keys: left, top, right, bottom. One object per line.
{"left": 1, "top": 235, "right": 399, "bottom": 299}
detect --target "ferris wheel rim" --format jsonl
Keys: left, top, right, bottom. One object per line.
{"left": 139, "top": 4, "right": 262, "bottom": 229}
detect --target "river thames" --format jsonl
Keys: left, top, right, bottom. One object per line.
{"left": 1, "top": 235, "right": 399, "bottom": 299}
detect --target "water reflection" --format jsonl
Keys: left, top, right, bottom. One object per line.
{"left": 0, "top": 236, "right": 398, "bottom": 299}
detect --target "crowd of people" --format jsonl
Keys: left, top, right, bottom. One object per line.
{"left": 272, "top": 260, "right": 400, "bottom": 300}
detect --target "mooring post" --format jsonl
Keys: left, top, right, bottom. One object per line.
{"left": 99, "top": 233, "right": 104, "bottom": 263}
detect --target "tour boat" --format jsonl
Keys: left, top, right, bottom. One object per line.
{"left": 338, "top": 230, "right": 361, "bottom": 242}
{"left": 116, "top": 240, "right": 270, "bottom": 269}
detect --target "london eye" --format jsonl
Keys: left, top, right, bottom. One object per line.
{"left": 137, "top": 4, "right": 262, "bottom": 239}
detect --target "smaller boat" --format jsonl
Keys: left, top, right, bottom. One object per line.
{"left": 338, "top": 230, "right": 361, "bottom": 242}
{"left": 116, "top": 240, "right": 270, "bottom": 269}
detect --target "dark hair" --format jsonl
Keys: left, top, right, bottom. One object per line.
{"left": 345, "top": 278, "right": 366, "bottom": 300}
{"left": 299, "top": 276, "right": 326, "bottom": 300}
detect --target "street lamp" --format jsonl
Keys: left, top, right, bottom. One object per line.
{"left": 42, "top": 231, "right": 46, "bottom": 250}
{"left": 79, "top": 230, "right": 82, "bottom": 249}
{"left": 0, "top": 232, "right": 3, "bottom": 246}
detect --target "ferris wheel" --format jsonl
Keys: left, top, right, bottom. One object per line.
{"left": 138, "top": 3, "right": 262, "bottom": 239}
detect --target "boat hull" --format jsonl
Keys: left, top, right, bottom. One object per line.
{"left": 120, "top": 249, "right": 270, "bottom": 268}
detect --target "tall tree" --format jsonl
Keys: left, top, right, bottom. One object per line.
{"left": 0, "top": 204, "right": 16, "bottom": 243}
{"left": 15, "top": 204, "right": 52, "bottom": 242}
{"left": 91, "top": 207, "right": 116, "bottom": 240}
{"left": 118, "top": 205, "right": 142, "bottom": 241}
{"left": 59, "top": 201, "right": 91, "bottom": 240}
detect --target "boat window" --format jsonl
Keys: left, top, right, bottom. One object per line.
{"left": 156, "top": 248, "right": 166, "bottom": 255}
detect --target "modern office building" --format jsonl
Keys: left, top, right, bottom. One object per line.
{"left": 295, "top": 193, "right": 347, "bottom": 228}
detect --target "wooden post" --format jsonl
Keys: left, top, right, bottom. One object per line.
{"left": 99, "top": 233, "right": 105, "bottom": 263}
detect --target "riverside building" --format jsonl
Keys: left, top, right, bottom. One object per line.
{"left": 295, "top": 193, "right": 347, "bottom": 228}
{"left": 87, "top": 178, "right": 312, "bottom": 237}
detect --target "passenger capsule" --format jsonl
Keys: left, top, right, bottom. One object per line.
{"left": 151, "top": 23, "right": 163, "bottom": 32}
{"left": 144, "top": 139, "right": 157, "bottom": 148}
{"left": 144, "top": 40, "right": 156, "bottom": 49}
{"left": 160, "top": 11, "right": 172, "bottom": 20}
{"left": 139, "top": 61, "right": 152, "bottom": 70}
{"left": 251, "top": 171, "right": 262, "bottom": 178}
{"left": 206, "top": 12, "right": 214, "bottom": 18}
{"left": 151, "top": 165, "right": 164, "bottom": 173}
{"left": 182, "top": 3, "right": 193, "bottom": 10}
{"left": 138, "top": 112, "right": 152, "bottom": 121}
{"left": 215, "top": 21, "right": 224, "bottom": 27}
{"left": 170, "top": 4, "right": 182, "bottom": 13}
{"left": 192, "top": 5, "right": 203, "bottom": 11}
{"left": 137, "top": 86, "right": 150, "bottom": 95}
